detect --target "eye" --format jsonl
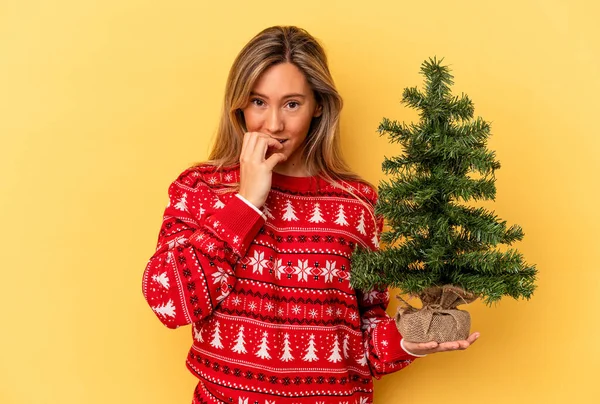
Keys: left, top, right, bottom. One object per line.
{"left": 251, "top": 98, "right": 265, "bottom": 107}
{"left": 287, "top": 101, "right": 300, "bottom": 110}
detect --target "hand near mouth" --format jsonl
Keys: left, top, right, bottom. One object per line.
{"left": 239, "top": 132, "right": 287, "bottom": 209}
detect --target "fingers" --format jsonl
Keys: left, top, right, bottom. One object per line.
{"left": 258, "top": 134, "right": 283, "bottom": 160}
{"left": 264, "top": 152, "right": 287, "bottom": 170}
{"left": 238, "top": 132, "right": 285, "bottom": 208}
{"left": 417, "top": 341, "right": 439, "bottom": 351}
{"left": 437, "top": 333, "right": 480, "bottom": 352}
{"left": 240, "top": 131, "right": 250, "bottom": 157}
{"left": 439, "top": 341, "right": 463, "bottom": 350}
{"left": 263, "top": 136, "right": 284, "bottom": 154}
{"left": 240, "top": 131, "right": 258, "bottom": 160}
{"left": 402, "top": 340, "right": 438, "bottom": 356}
{"left": 467, "top": 332, "right": 480, "bottom": 344}
{"left": 241, "top": 132, "right": 282, "bottom": 164}
{"left": 438, "top": 341, "right": 467, "bottom": 351}
{"left": 405, "top": 332, "right": 480, "bottom": 355}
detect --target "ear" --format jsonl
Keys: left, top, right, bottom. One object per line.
{"left": 313, "top": 104, "right": 323, "bottom": 118}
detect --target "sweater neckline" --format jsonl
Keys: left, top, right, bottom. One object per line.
{"left": 271, "top": 171, "right": 326, "bottom": 192}
{"left": 226, "top": 164, "right": 330, "bottom": 192}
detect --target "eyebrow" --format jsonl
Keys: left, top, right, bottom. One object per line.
{"left": 250, "top": 91, "right": 306, "bottom": 100}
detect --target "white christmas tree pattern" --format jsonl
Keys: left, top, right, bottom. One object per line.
{"left": 282, "top": 199, "right": 299, "bottom": 221}
{"left": 327, "top": 334, "right": 342, "bottom": 363}
{"left": 152, "top": 299, "right": 176, "bottom": 318}
{"left": 371, "top": 231, "right": 380, "bottom": 248}
{"left": 302, "top": 334, "right": 319, "bottom": 362}
{"left": 356, "top": 209, "right": 367, "bottom": 235}
{"left": 174, "top": 193, "right": 188, "bottom": 211}
{"left": 210, "top": 321, "right": 224, "bottom": 349}
{"left": 308, "top": 202, "right": 326, "bottom": 223}
{"left": 255, "top": 331, "right": 271, "bottom": 360}
{"left": 334, "top": 205, "right": 349, "bottom": 226}
{"left": 342, "top": 334, "right": 351, "bottom": 359}
{"left": 231, "top": 325, "right": 247, "bottom": 354}
{"left": 213, "top": 196, "right": 225, "bottom": 209}
{"left": 356, "top": 351, "right": 368, "bottom": 366}
{"left": 193, "top": 323, "right": 204, "bottom": 343}
{"left": 279, "top": 333, "right": 294, "bottom": 362}
{"left": 262, "top": 204, "right": 275, "bottom": 220}
{"left": 151, "top": 272, "right": 170, "bottom": 289}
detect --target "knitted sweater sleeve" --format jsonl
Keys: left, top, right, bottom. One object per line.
{"left": 142, "top": 168, "right": 265, "bottom": 329}
{"left": 357, "top": 286, "right": 421, "bottom": 378}
{"left": 355, "top": 192, "right": 422, "bottom": 379}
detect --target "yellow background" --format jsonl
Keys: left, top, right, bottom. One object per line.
{"left": 2, "top": 0, "right": 599, "bottom": 403}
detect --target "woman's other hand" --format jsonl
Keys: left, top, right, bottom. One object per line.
{"left": 402, "top": 332, "right": 480, "bottom": 356}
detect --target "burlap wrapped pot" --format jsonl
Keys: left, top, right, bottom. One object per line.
{"left": 395, "top": 285, "right": 478, "bottom": 343}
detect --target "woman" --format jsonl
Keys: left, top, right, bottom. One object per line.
{"left": 142, "top": 25, "right": 478, "bottom": 404}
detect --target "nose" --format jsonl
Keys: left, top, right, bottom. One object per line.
{"left": 265, "top": 107, "right": 284, "bottom": 134}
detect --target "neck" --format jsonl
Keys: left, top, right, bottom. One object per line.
{"left": 273, "top": 160, "right": 310, "bottom": 177}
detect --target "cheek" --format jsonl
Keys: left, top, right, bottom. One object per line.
{"left": 290, "top": 113, "right": 315, "bottom": 135}
{"left": 242, "top": 109, "right": 261, "bottom": 130}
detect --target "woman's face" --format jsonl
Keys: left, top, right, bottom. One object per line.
{"left": 242, "top": 62, "right": 322, "bottom": 176}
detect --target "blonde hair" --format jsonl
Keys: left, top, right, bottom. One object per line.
{"left": 199, "top": 26, "right": 378, "bottom": 230}
{"left": 202, "top": 26, "right": 364, "bottom": 184}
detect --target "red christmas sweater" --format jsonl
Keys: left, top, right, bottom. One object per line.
{"left": 142, "top": 164, "right": 420, "bottom": 404}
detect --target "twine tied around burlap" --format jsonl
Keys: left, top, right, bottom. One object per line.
{"left": 395, "top": 285, "right": 478, "bottom": 343}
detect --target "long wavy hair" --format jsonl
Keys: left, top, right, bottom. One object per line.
{"left": 202, "top": 25, "right": 364, "bottom": 186}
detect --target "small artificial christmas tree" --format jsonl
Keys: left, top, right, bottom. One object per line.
{"left": 350, "top": 57, "right": 537, "bottom": 342}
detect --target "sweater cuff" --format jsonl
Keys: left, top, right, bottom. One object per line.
{"left": 373, "top": 318, "right": 424, "bottom": 361}
{"left": 203, "top": 194, "right": 266, "bottom": 257}
{"left": 400, "top": 338, "right": 428, "bottom": 357}
{"left": 235, "top": 194, "right": 267, "bottom": 220}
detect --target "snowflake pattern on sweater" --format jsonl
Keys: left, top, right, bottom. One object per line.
{"left": 142, "top": 165, "right": 419, "bottom": 404}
